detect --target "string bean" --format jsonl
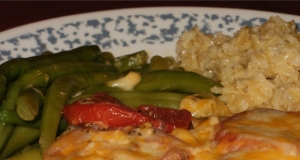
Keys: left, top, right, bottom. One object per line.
{"left": 16, "top": 87, "right": 45, "bottom": 121}
{"left": 134, "top": 70, "right": 222, "bottom": 95}
{"left": 114, "top": 50, "right": 148, "bottom": 72}
{"left": 0, "top": 45, "right": 102, "bottom": 82}
{"left": 39, "top": 71, "right": 125, "bottom": 154}
{"left": 149, "top": 55, "right": 178, "bottom": 71}
{"left": 0, "top": 59, "right": 30, "bottom": 82}
{"left": 98, "top": 51, "right": 115, "bottom": 65}
{"left": 0, "top": 124, "right": 14, "bottom": 152}
{"left": 107, "top": 91, "right": 187, "bottom": 109}
{"left": 5, "top": 148, "right": 42, "bottom": 160}
{"left": 0, "top": 75, "right": 6, "bottom": 102}
{"left": 0, "top": 126, "right": 40, "bottom": 159}
{"left": 1, "top": 61, "right": 116, "bottom": 111}
{"left": 27, "top": 45, "right": 102, "bottom": 68}
{"left": 0, "top": 110, "right": 68, "bottom": 130}
{"left": 68, "top": 83, "right": 122, "bottom": 104}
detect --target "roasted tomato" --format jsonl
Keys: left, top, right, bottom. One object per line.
{"left": 138, "top": 105, "right": 192, "bottom": 133}
{"left": 63, "top": 92, "right": 192, "bottom": 132}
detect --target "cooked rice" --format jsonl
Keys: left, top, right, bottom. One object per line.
{"left": 176, "top": 16, "right": 300, "bottom": 113}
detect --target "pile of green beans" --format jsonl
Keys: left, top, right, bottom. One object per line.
{"left": 0, "top": 45, "right": 221, "bottom": 159}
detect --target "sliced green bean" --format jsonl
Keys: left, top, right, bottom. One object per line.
{"left": 0, "top": 124, "right": 14, "bottom": 152}
{"left": 5, "top": 148, "right": 42, "bottom": 160}
{"left": 0, "top": 110, "right": 40, "bottom": 129}
{"left": 0, "top": 75, "right": 6, "bottom": 101}
{"left": 10, "top": 141, "right": 39, "bottom": 157}
{"left": 0, "top": 110, "right": 68, "bottom": 130}
{"left": 149, "top": 55, "right": 179, "bottom": 71}
{"left": 0, "top": 59, "right": 31, "bottom": 82}
{"left": 1, "top": 61, "right": 116, "bottom": 111}
{"left": 98, "top": 51, "right": 115, "bottom": 65}
{"left": 107, "top": 91, "right": 187, "bottom": 109}
{"left": 39, "top": 71, "right": 125, "bottom": 154}
{"left": 134, "top": 70, "right": 222, "bottom": 95}
{"left": 70, "top": 90, "right": 186, "bottom": 110}
{"left": 132, "top": 64, "right": 150, "bottom": 73}
{"left": 114, "top": 50, "right": 148, "bottom": 72}
{"left": 0, "top": 45, "right": 102, "bottom": 82}
{"left": 0, "top": 126, "right": 40, "bottom": 159}
{"left": 68, "top": 83, "right": 122, "bottom": 104}
{"left": 16, "top": 87, "right": 45, "bottom": 121}
{"left": 28, "top": 45, "right": 102, "bottom": 68}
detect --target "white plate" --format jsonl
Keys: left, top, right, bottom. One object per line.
{"left": 1, "top": 7, "right": 300, "bottom": 64}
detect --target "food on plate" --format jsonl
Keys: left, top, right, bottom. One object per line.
{"left": 62, "top": 92, "right": 192, "bottom": 133}
{"left": 215, "top": 108, "right": 300, "bottom": 159}
{"left": 177, "top": 16, "right": 300, "bottom": 113}
{"left": 45, "top": 106, "right": 300, "bottom": 160}
{"left": 1, "top": 15, "right": 300, "bottom": 160}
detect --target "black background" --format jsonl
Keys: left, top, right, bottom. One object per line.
{"left": 1, "top": 1, "right": 300, "bottom": 32}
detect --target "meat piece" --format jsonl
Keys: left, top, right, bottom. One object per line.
{"left": 214, "top": 108, "right": 300, "bottom": 158}
{"left": 162, "top": 148, "right": 190, "bottom": 160}
{"left": 44, "top": 125, "right": 192, "bottom": 160}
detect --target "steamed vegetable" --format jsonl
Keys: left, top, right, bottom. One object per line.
{"left": 63, "top": 92, "right": 192, "bottom": 133}
{"left": 0, "top": 126, "right": 40, "bottom": 159}
{"left": 39, "top": 72, "right": 124, "bottom": 154}
{"left": 16, "top": 87, "right": 45, "bottom": 121}
{"left": 0, "top": 45, "right": 102, "bottom": 82}
{"left": 0, "top": 45, "right": 222, "bottom": 159}
{"left": 134, "top": 70, "right": 222, "bottom": 94}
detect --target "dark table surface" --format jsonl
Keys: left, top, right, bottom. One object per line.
{"left": 1, "top": 1, "right": 300, "bottom": 33}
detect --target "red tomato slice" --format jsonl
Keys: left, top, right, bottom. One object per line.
{"left": 138, "top": 105, "right": 192, "bottom": 133}
{"left": 63, "top": 92, "right": 192, "bottom": 132}
{"left": 63, "top": 102, "right": 149, "bottom": 128}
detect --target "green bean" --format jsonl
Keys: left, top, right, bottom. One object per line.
{"left": 0, "top": 110, "right": 68, "bottom": 130}
{"left": 68, "top": 83, "right": 122, "bottom": 104}
{"left": 0, "top": 45, "right": 102, "bottom": 82}
{"left": 0, "top": 59, "right": 31, "bottom": 82}
{"left": 149, "top": 55, "right": 179, "bottom": 71}
{"left": 0, "top": 124, "right": 14, "bottom": 152}
{"left": 69, "top": 90, "right": 186, "bottom": 109}
{"left": 107, "top": 91, "right": 187, "bottom": 109}
{"left": 1, "top": 61, "right": 116, "bottom": 111}
{"left": 28, "top": 45, "right": 102, "bottom": 68}
{"left": 0, "top": 75, "right": 6, "bottom": 101}
{"left": 134, "top": 70, "right": 222, "bottom": 95}
{"left": 132, "top": 64, "right": 150, "bottom": 73}
{"left": 114, "top": 50, "right": 148, "bottom": 72}
{"left": 0, "top": 126, "right": 40, "bottom": 159}
{"left": 9, "top": 141, "right": 39, "bottom": 157}
{"left": 98, "top": 52, "right": 115, "bottom": 65}
{"left": 5, "top": 148, "right": 42, "bottom": 160}
{"left": 0, "top": 110, "right": 40, "bottom": 129}
{"left": 39, "top": 71, "right": 125, "bottom": 154}
{"left": 16, "top": 87, "right": 45, "bottom": 121}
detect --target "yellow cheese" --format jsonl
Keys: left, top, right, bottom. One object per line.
{"left": 170, "top": 128, "right": 199, "bottom": 146}
{"left": 180, "top": 94, "right": 231, "bottom": 118}
{"left": 44, "top": 109, "right": 300, "bottom": 160}
{"left": 106, "top": 71, "right": 141, "bottom": 91}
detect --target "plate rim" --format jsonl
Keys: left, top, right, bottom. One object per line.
{"left": 1, "top": 6, "right": 300, "bottom": 41}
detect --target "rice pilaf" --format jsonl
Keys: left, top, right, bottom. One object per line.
{"left": 176, "top": 16, "right": 300, "bottom": 113}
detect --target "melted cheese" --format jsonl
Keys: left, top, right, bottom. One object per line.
{"left": 106, "top": 71, "right": 141, "bottom": 91}
{"left": 219, "top": 151, "right": 300, "bottom": 160}
{"left": 44, "top": 123, "right": 195, "bottom": 160}
{"left": 180, "top": 94, "right": 231, "bottom": 118}
{"left": 215, "top": 108, "right": 300, "bottom": 159}
{"left": 44, "top": 109, "right": 300, "bottom": 160}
